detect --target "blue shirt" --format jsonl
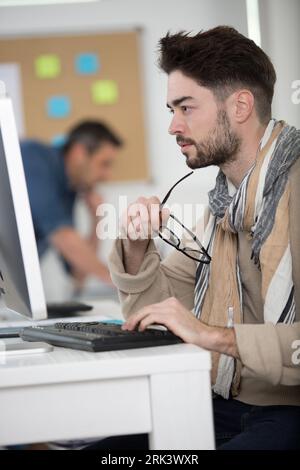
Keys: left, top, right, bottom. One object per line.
{"left": 20, "top": 140, "right": 76, "bottom": 257}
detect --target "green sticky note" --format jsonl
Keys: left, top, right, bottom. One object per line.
{"left": 35, "top": 54, "right": 61, "bottom": 79}
{"left": 91, "top": 80, "right": 118, "bottom": 104}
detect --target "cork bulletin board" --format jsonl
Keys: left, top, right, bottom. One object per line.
{"left": 0, "top": 30, "right": 149, "bottom": 182}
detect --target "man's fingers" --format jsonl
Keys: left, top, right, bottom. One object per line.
{"left": 127, "top": 216, "right": 139, "bottom": 240}
{"left": 150, "top": 202, "right": 160, "bottom": 233}
{"left": 160, "top": 207, "right": 171, "bottom": 230}
{"left": 123, "top": 304, "right": 161, "bottom": 330}
{"left": 147, "top": 196, "right": 161, "bottom": 207}
{"left": 126, "top": 203, "right": 147, "bottom": 240}
{"left": 138, "top": 313, "right": 163, "bottom": 331}
{"left": 136, "top": 203, "right": 152, "bottom": 238}
{"left": 122, "top": 307, "right": 152, "bottom": 330}
{"left": 139, "top": 197, "right": 161, "bottom": 236}
{"left": 119, "top": 196, "right": 164, "bottom": 241}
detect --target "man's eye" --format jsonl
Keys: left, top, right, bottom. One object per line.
{"left": 169, "top": 108, "right": 174, "bottom": 114}
{"left": 181, "top": 106, "right": 190, "bottom": 113}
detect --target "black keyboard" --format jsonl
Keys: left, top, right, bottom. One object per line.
{"left": 20, "top": 321, "right": 183, "bottom": 352}
{"left": 0, "top": 302, "right": 94, "bottom": 339}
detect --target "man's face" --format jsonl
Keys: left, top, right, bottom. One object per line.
{"left": 77, "top": 142, "right": 118, "bottom": 190}
{"left": 167, "top": 70, "right": 241, "bottom": 169}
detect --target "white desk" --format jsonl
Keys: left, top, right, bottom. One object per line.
{"left": 0, "top": 300, "right": 214, "bottom": 450}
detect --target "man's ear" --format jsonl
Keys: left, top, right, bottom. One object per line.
{"left": 230, "top": 89, "right": 255, "bottom": 124}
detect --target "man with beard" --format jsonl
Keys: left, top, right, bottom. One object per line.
{"left": 106, "top": 27, "right": 300, "bottom": 450}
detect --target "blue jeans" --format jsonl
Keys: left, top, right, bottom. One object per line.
{"left": 214, "top": 396, "right": 300, "bottom": 450}
{"left": 84, "top": 396, "right": 300, "bottom": 450}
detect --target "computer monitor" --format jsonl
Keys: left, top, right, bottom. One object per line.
{"left": 0, "top": 82, "right": 47, "bottom": 323}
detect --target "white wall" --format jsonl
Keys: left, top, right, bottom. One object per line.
{"left": 0, "top": 0, "right": 248, "bottom": 202}
{"left": 259, "top": 0, "right": 300, "bottom": 128}
{"left": 0, "top": 0, "right": 249, "bottom": 299}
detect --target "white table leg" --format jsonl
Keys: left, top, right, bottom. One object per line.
{"left": 149, "top": 370, "right": 215, "bottom": 450}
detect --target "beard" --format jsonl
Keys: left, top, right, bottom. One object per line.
{"left": 177, "top": 110, "right": 241, "bottom": 169}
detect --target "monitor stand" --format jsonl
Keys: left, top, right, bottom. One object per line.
{"left": 0, "top": 297, "right": 53, "bottom": 357}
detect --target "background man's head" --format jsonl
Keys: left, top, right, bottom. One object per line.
{"left": 62, "top": 120, "right": 123, "bottom": 190}
{"left": 158, "top": 26, "right": 277, "bottom": 169}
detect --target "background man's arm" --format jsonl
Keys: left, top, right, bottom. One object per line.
{"left": 50, "top": 226, "right": 112, "bottom": 285}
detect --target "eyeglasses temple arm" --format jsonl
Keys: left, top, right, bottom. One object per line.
{"left": 160, "top": 171, "right": 194, "bottom": 207}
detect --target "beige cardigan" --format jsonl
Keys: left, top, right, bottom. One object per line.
{"left": 108, "top": 159, "right": 300, "bottom": 406}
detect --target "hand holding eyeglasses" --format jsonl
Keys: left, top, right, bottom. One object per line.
{"left": 120, "top": 171, "right": 211, "bottom": 264}
{"left": 120, "top": 195, "right": 171, "bottom": 242}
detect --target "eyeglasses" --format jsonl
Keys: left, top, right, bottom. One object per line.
{"left": 158, "top": 171, "right": 211, "bottom": 264}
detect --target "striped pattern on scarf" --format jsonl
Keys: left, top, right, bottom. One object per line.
{"left": 194, "top": 120, "right": 300, "bottom": 399}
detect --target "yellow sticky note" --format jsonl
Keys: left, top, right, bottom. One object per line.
{"left": 91, "top": 80, "right": 118, "bottom": 105}
{"left": 35, "top": 54, "right": 61, "bottom": 79}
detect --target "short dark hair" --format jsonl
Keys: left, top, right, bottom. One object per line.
{"left": 62, "top": 120, "right": 123, "bottom": 155}
{"left": 158, "top": 26, "right": 276, "bottom": 124}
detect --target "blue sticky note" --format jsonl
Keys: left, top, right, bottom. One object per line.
{"left": 52, "top": 134, "right": 66, "bottom": 147}
{"left": 75, "top": 53, "right": 99, "bottom": 75}
{"left": 102, "top": 319, "right": 124, "bottom": 325}
{"left": 47, "top": 96, "right": 71, "bottom": 119}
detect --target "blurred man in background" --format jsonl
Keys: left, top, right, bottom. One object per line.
{"left": 20, "top": 120, "right": 123, "bottom": 289}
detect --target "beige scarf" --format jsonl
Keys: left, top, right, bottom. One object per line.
{"left": 194, "top": 120, "right": 299, "bottom": 398}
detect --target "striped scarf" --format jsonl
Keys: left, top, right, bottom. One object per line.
{"left": 194, "top": 119, "right": 300, "bottom": 399}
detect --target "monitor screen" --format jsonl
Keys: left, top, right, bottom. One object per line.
{"left": 0, "top": 92, "right": 46, "bottom": 320}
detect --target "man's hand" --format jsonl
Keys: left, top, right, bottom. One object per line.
{"left": 120, "top": 196, "right": 170, "bottom": 242}
{"left": 50, "top": 226, "right": 114, "bottom": 286}
{"left": 122, "top": 297, "right": 239, "bottom": 358}
{"left": 120, "top": 196, "right": 170, "bottom": 275}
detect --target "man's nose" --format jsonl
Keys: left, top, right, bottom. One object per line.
{"left": 168, "top": 114, "right": 186, "bottom": 135}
